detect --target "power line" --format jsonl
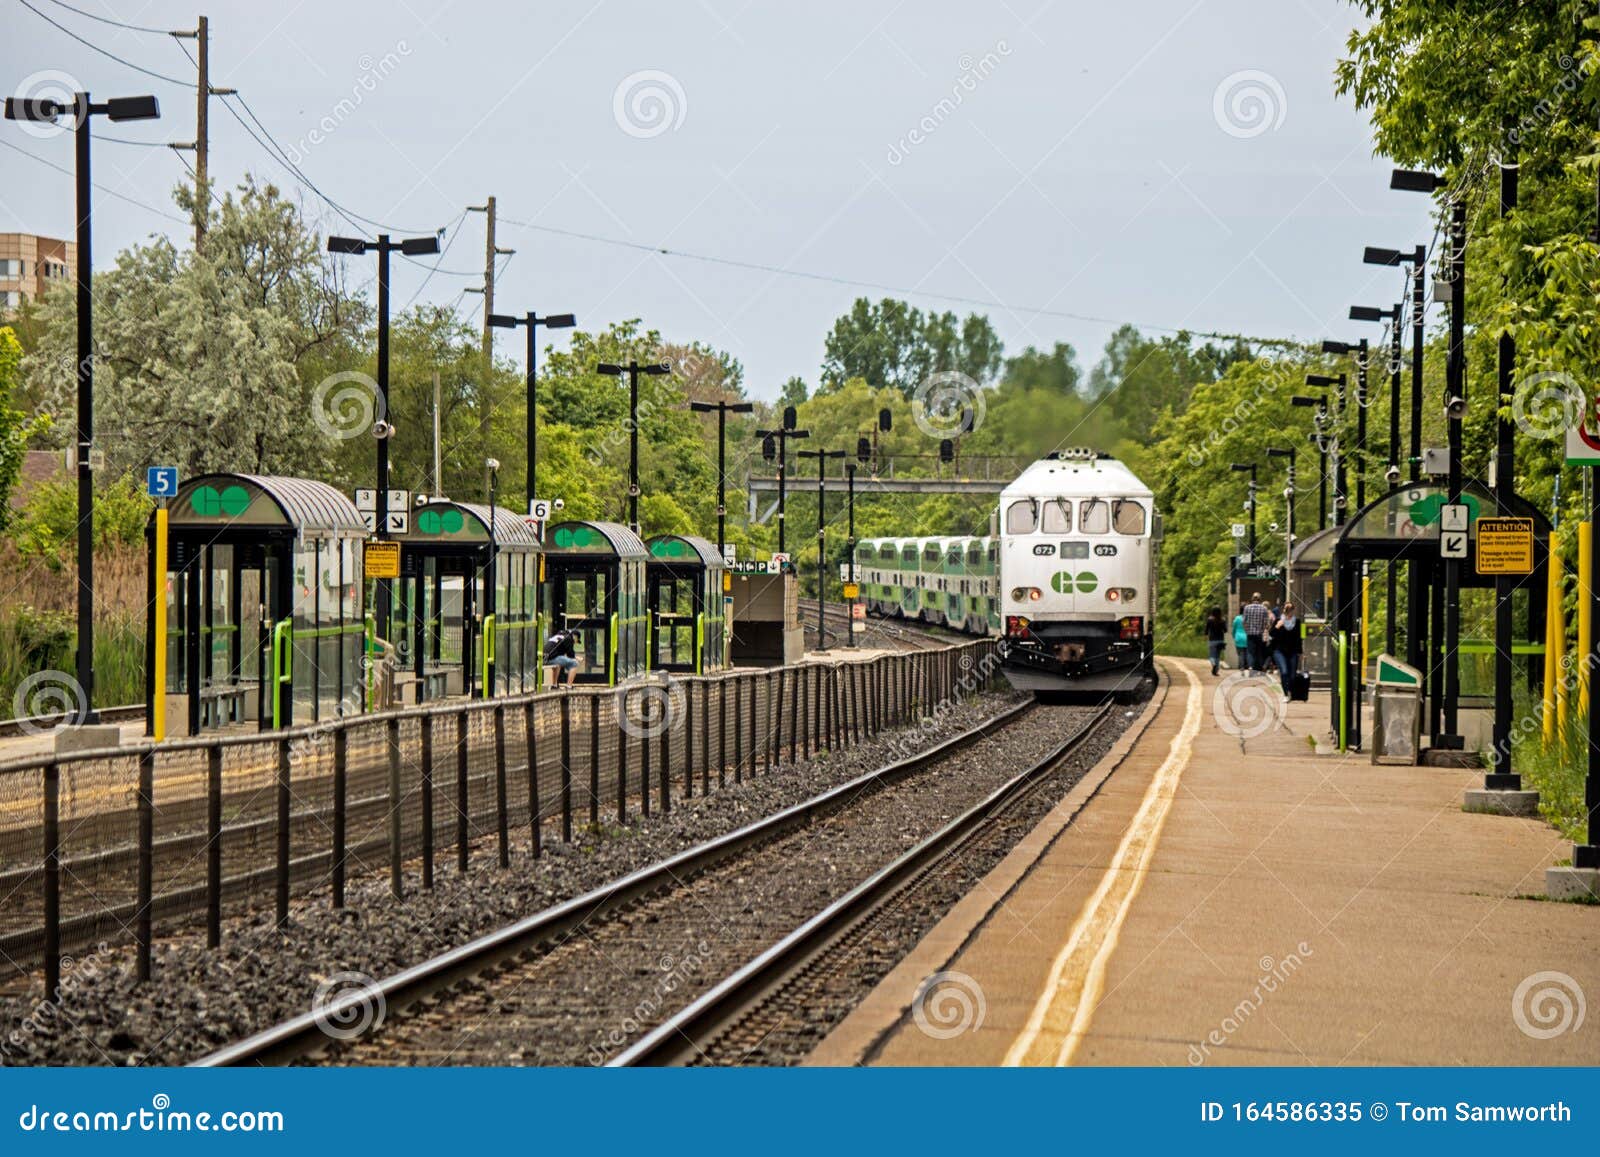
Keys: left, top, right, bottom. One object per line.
{"left": 495, "top": 213, "right": 1286, "bottom": 345}
{"left": 15, "top": 0, "right": 196, "bottom": 87}
{"left": 0, "top": 136, "right": 189, "bottom": 225}
{"left": 38, "top": 0, "right": 171, "bottom": 35}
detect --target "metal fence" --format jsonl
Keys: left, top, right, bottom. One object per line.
{"left": 0, "top": 640, "right": 997, "bottom": 995}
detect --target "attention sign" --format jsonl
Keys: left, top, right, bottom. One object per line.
{"left": 1475, "top": 517, "right": 1534, "bottom": 575}
{"left": 364, "top": 540, "right": 401, "bottom": 579}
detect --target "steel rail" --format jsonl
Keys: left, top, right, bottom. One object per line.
{"left": 193, "top": 694, "right": 1036, "bottom": 1067}
{"left": 609, "top": 699, "right": 1115, "bottom": 1066}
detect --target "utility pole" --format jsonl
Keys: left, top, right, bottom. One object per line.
{"left": 170, "top": 16, "right": 235, "bottom": 250}
{"left": 468, "top": 198, "right": 513, "bottom": 495}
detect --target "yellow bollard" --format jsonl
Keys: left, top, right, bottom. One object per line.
{"left": 1361, "top": 569, "right": 1371, "bottom": 678}
{"left": 1543, "top": 543, "right": 1564, "bottom": 751}
{"left": 1556, "top": 550, "right": 1569, "bottom": 746}
{"left": 152, "top": 505, "right": 168, "bottom": 742}
{"left": 1580, "top": 522, "right": 1592, "bottom": 725}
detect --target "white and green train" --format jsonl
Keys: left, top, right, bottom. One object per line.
{"left": 854, "top": 450, "right": 1160, "bottom": 694}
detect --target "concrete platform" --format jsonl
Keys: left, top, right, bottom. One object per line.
{"left": 814, "top": 657, "right": 1599, "bottom": 1067}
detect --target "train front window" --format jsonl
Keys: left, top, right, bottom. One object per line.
{"left": 1005, "top": 500, "right": 1037, "bottom": 534}
{"left": 1079, "top": 499, "right": 1110, "bottom": 534}
{"left": 1113, "top": 499, "right": 1147, "bottom": 534}
{"left": 1041, "top": 498, "right": 1072, "bottom": 533}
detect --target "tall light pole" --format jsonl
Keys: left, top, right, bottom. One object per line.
{"left": 1392, "top": 166, "right": 1466, "bottom": 750}
{"left": 1352, "top": 302, "right": 1406, "bottom": 657}
{"left": 1322, "top": 340, "right": 1369, "bottom": 511}
{"left": 6, "top": 91, "right": 160, "bottom": 723}
{"left": 1230, "top": 462, "right": 1258, "bottom": 559}
{"left": 1291, "top": 395, "right": 1329, "bottom": 530}
{"left": 485, "top": 457, "right": 499, "bottom": 698}
{"left": 798, "top": 448, "right": 846, "bottom": 652}
{"left": 1267, "top": 447, "right": 1295, "bottom": 604}
{"left": 597, "top": 360, "right": 671, "bottom": 533}
{"left": 488, "top": 310, "right": 575, "bottom": 512}
{"left": 755, "top": 407, "right": 809, "bottom": 555}
{"left": 689, "top": 398, "right": 755, "bottom": 556}
{"left": 1306, "top": 373, "right": 1348, "bottom": 525}
{"left": 328, "top": 231, "right": 441, "bottom": 644}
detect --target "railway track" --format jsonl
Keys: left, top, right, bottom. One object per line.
{"left": 797, "top": 597, "right": 959, "bottom": 651}
{"left": 194, "top": 687, "right": 1133, "bottom": 1068}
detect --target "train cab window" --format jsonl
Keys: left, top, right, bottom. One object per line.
{"left": 1005, "top": 500, "right": 1037, "bottom": 534}
{"left": 1041, "top": 499, "right": 1072, "bottom": 533}
{"left": 1079, "top": 499, "right": 1110, "bottom": 534}
{"left": 1113, "top": 499, "right": 1146, "bottom": 534}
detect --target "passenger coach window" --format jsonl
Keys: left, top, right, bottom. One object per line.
{"left": 1006, "top": 500, "right": 1037, "bottom": 534}
{"left": 1041, "top": 499, "right": 1072, "bottom": 533}
{"left": 1079, "top": 499, "right": 1110, "bottom": 534}
{"left": 1113, "top": 499, "right": 1146, "bottom": 534}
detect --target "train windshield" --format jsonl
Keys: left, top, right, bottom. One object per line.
{"left": 1005, "top": 500, "right": 1037, "bottom": 533}
{"left": 1041, "top": 498, "right": 1072, "bottom": 533}
{"left": 1079, "top": 499, "right": 1110, "bottom": 533}
{"left": 1113, "top": 499, "right": 1147, "bottom": 534}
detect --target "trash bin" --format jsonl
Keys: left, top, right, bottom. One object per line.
{"left": 1370, "top": 653, "right": 1422, "bottom": 765}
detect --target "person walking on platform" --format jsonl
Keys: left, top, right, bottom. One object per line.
{"left": 1204, "top": 606, "right": 1227, "bottom": 676}
{"left": 1241, "top": 592, "right": 1271, "bottom": 674}
{"left": 1269, "top": 602, "right": 1304, "bottom": 699}
{"left": 1231, "top": 605, "right": 1248, "bottom": 671}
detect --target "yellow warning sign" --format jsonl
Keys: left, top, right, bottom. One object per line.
{"left": 364, "top": 540, "right": 401, "bottom": 579}
{"left": 842, "top": 582, "right": 859, "bottom": 600}
{"left": 1475, "top": 517, "right": 1534, "bottom": 575}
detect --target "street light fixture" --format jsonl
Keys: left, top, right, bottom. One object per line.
{"left": 6, "top": 89, "right": 160, "bottom": 726}
{"left": 1323, "top": 340, "right": 1370, "bottom": 511}
{"left": 488, "top": 310, "right": 575, "bottom": 512}
{"left": 597, "top": 360, "right": 672, "bottom": 532}
{"left": 1305, "top": 373, "right": 1348, "bottom": 524}
{"left": 1267, "top": 447, "right": 1296, "bottom": 603}
{"left": 688, "top": 398, "right": 756, "bottom": 555}
{"left": 327, "top": 230, "right": 442, "bottom": 648}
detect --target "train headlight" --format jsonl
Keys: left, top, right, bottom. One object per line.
{"left": 1105, "top": 587, "right": 1136, "bottom": 602}
{"left": 1029, "top": 587, "right": 1042, "bottom": 601}
{"left": 1010, "top": 586, "right": 1043, "bottom": 602}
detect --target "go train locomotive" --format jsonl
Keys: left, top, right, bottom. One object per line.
{"left": 854, "top": 449, "right": 1160, "bottom": 694}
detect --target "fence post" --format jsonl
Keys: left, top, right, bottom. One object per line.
{"left": 684, "top": 680, "right": 695, "bottom": 799}
{"left": 525, "top": 700, "right": 541, "bottom": 858}
{"left": 42, "top": 761, "right": 59, "bottom": 1000}
{"left": 789, "top": 661, "right": 799, "bottom": 764}
{"left": 659, "top": 715, "right": 670, "bottom": 816}
{"left": 494, "top": 705, "right": 509, "bottom": 868}
{"left": 718, "top": 678, "right": 728, "bottom": 788}
{"left": 560, "top": 693, "right": 573, "bottom": 841}
{"left": 641, "top": 691, "right": 653, "bottom": 817}
{"left": 701, "top": 678, "right": 712, "bottom": 796}
{"left": 456, "top": 710, "right": 469, "bottom": 874}
{"left": 589, "top": 692, "right": 600, "bottom": 827}
{"left": 207, "top": 744, "right": 224, "bottom": 942}
{"left": 135, "top": 750, "right": 154, "bottom": 978}
{"left": 733, "top": 676, "right": 743, "bottom": 784}
{"left": 617, "top": 701, "right": 629, "bottom": 823}
{"left": 769, "top": 670, "right": 780, "bottom": 770}
{"left": 276, "top": 736, "right": 291, "bottom": 927}
{"left": 419, "top": 715, "right": 435, "bottom": 888}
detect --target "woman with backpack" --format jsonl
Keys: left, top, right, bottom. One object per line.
{"left": 1203, "top": 607, "right": 1227, "bottom": 676}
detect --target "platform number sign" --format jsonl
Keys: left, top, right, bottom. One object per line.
{"left": 528, "top": 499, "right": 552, "bottom": 521}
{"left": 1439, "top": 502, "right": 1469, "bottom": 559}
{"left": 146, "top": 466, "right": 179, "bottom": 499}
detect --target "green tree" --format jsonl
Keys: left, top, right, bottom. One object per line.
{"left": 819, "top": 297, "right": 1003, "bottom": 395}
{"left": 0, "top": 327, "right": 48, "bottom": 533}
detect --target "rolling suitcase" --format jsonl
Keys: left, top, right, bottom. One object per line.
{"left": 1289, "top": 671, "right": 1311, "bottom": 702}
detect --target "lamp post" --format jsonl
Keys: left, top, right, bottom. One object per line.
{"left": 798, "top": 447, "right": 846, "bottom": 652}
{"left": 1291, "top": 395, "right": 1328, "bottom": 529}
{"left": 1322, "top": 340, "right": 1369, "bottom": 511}
{"left": 1267, "top": 447, "right": 1295, "bottom": 603}
{"left": 487, "top": 310, "right": 575, "bottom": 512}
{"left": 1229, "top": 462, "right": 1258, "bottom": 559}
{"left": 327, "top": 231, "right": 442, "bottom": 644}
{"left": 1305, "top": 373, "right": 1347, "bottom": 525}
{"left": 689, "top": 398, "right": 755, "bottom": 557}
{"left": 5, "top": 91, "right": 160, "bottom": 724}
{"left": 485, "top": 458, "right": 499, "bottom": 698}
{"left": 1353, "top": 303, "right": 1407, "bottom": 658}
{"left": 1391, "top": 166, "right": 1466, "bottom": 749}
{"left": 755, "top": 407, "right": 809, "bottom": 555}
{"left": 597, "top": 360, "right": 672, "bottom": 533}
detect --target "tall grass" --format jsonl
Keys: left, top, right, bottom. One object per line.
{"left": 1509, "top": 683, "right": 1588, "bottom": 843}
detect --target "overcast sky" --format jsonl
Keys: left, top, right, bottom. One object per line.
{"left": 1, "top": 0, "right": 1435, "bottom": 399}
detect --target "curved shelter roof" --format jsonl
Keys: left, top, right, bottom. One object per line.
{"left": 546, "top": 520, "right": 648, "bottom": 559}
{"left": 158, "top": 473, "right": 366, "bottom": 535}
{"left": 1337, "top": 481, "right": 1551, "bottom": 550}
{"left": 394, "top": 501, "right": 540, "bottom": 549}
{"left": 1288, "top": 523, "right": 1341, "bottom": 570}
{"left": 646, "top": 534, "right": 724, "bottom": 569}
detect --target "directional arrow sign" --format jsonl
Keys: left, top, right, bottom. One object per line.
{"left": 1440, "top": 531, "right": 1468, "bottom": 559}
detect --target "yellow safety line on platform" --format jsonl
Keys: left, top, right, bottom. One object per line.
{"left": 1003, "top": 659, "right": 1202, "bottom": 1067}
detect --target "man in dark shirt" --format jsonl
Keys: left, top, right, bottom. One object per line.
{"left": 1241, "top": 593, "right": 1270, "bottom": 674}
